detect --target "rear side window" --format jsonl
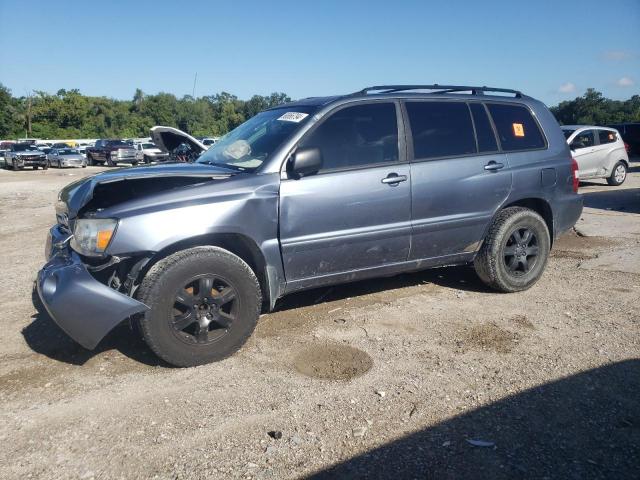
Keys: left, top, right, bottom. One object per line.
{"left": 598, "top": 130, "right": 617, "bottom": 144}
{"left": 300, "top": 102, "right": 399, "bottom": 171}
{"left": 469, "top": 103, "right": 498, "bottom": 152}
{"left": 406, "top": 101, "right": 476, "bottom": 159}
{"left": 487, "top": 103, "right": 546, "bottom": 151}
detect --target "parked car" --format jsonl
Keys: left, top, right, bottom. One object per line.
{"left": 199, "top": 137, "right": 218, "bottom": 148}
{"left": 52, "top": 142, "right": 72, "bottom": 149}
{"left": 86, "top": 139, "right": 138, "bottom": 166}
{"left": 562, "top": 126, "right": 630, "bottom": 186}
{"left": 37, "top": 84, "right": 583, "bottom": 367}
{"left": 5, "top": 143, "right": 48, "bottom": 170}
{"left": 133, "top": 142, "right": 169, "bottom": 164}
{"left": 606, "top": 123, "right": 640, "bottom": 156}
{"left": 150, "top": 126, "right": 207, "bottom": 162}
{"left": 47, "top": 148, "right": 87, "bottom": 168}
{"left": 76, "top": 146, "right": 88, "bottom": 159}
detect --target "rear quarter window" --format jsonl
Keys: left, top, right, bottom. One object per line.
{"left": 487, "top": 103, "right": 546, "bottom": 151}
{"left": 598, "top": 130, "right": 617, "bottom": 144}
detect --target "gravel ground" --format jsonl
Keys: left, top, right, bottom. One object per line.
{"left": 0, "top": 162, "right": 638, "bottom": 479}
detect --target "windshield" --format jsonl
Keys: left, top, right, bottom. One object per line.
{"left": 14, "top": 144, "right": 39, "bottom": 151}
{"left": 59, "top": 148, "right": 79, "bottom": 155}
{"left": 562, "top": 129, "right": 575, "bottom": 139}
{"left": 141, "top": 143, "right": 156, "bottom": 149}
{"left": 196, "top": 107, "right": 316, "bottom": 171}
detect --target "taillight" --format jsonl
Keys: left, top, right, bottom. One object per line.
{"left": 624, "top": 142, "right": 630, "bottom": 153}
{"left": 571, "top": 158, "right": 579, "bottom": 193}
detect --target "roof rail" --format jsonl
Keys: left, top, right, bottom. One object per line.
{"left": 354, "top": 84, "right": 523, "bottom": 98}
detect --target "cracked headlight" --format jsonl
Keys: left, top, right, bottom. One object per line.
{"left": 71, "top": 218, "right": 118, "bottom": 256}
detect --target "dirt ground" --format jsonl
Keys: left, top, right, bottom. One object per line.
{"left": 0, "top": 162, "right": 638, "bottom": 479}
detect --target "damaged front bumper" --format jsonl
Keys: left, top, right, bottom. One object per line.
{"left": 37, "top": 225, "right": 149, "bottom": 349}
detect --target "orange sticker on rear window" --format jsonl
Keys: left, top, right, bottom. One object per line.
{"left": 513, "top": 123, "right": 525, "bottom": 137}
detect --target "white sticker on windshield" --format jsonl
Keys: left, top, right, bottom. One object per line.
{"left": 277, "top": 112, "right": 309, "bottom": 123}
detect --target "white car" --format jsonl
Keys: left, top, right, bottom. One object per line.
{"left": 134, "top": 142, "right": 170, "bottom": 164}
{"left": 562, "top": 125, "right": 630, "bottom": 186}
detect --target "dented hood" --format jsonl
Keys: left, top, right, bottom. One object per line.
{"left": 150, "top": 126, "right": 207, "bottom": 154}
{"left": 59, "top": 163, "right": 234, "bottom": 218}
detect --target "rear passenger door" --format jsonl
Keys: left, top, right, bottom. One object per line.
{"left": 405, "top": 101, "right": 511, "bottom": 260}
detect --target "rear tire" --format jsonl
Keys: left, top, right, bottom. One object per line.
{"left": 106, "top": 155, "right": 115, "bottom": 167}
{"left": 33, "top": 165, "right": 38, "bottom": 170}
{"left": 607, "top": 161, "right": 627, "bottom": 186}
{"left": 135, "top": 246, "right": 262, "bottom": 367}
{"left": 474, "top": 207, "right": 550, "bottom": 292}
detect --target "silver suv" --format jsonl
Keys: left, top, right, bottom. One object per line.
{"left": 562, "top": 126, "right": 630, "bottom": 186}
{"left": 37, "top": 85, "right": 583, "bottom": 367}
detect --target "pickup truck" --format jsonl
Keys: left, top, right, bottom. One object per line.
{"left": 86, "top": 140, "right": 138, "bottom": 167}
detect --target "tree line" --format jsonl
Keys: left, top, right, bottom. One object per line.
{"left": 0, "top": 84, "right": 291, "bottom": 139}
{"left": 0, "top": 83, "right": 638, "bottom": 140}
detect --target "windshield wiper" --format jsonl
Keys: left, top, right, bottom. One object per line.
{"left": 198, "top": 161, "right": 245, "bottom": 172}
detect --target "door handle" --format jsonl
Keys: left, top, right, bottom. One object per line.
{"left": 381, "top": 173, "right": 408, "bottom": 185}
{"left": 484, "top": 161, "right": 505, "bottom": 171}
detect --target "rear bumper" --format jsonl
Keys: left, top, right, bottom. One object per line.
{"left": 554, "top": 194, "right": 583, "bottom": 238}
{"left": 37, "top": 225, "right": 149, "bottom": 349}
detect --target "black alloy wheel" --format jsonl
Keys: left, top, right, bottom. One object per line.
{"left": 171, "top": 275, "right": 239, "bottom": 345}
{"left": 503, "top": 227, "right": 539, "bottom": 276}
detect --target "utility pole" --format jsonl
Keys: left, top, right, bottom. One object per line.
{"left": 26, "top": 92, "right": 32, "bottom": 137}
{"left": 192, "top": 72, "right": 198, "bottom": 98}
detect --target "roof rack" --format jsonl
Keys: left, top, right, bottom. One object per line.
{"left": 354, "top": 84, "right": 523, "bottom": 98}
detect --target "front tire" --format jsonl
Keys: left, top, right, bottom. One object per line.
{"left": 135, "top": 246, "right": 262, "bottom": 367}
{"left": 607, "top": 161, "right": 627, "bottom": 186}
{"left": 474, "top": 207, "right": 550, "bottom": 292}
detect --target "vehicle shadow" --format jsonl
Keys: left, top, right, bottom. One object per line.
{"left": 274, "top": 264, "right": 491, "bottom": 313}
{"left": 308, "top": 359, "right": 640, "bottom": 479}
{"left": 581, "top": 187, "right": 640, "bottom": 214}
{"left": 22, "top": 285, "right": 169, "bottom": 367}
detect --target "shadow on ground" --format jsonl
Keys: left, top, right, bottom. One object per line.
{"left": 275, "top": 264, "right": 489, "bottom": 313}
{"left": 22, "top": 284, "right": 168, "bottom": 367}
{"left": 581, "top": 187, "right": 640, "bottom": 214}
{"left": 23, "top": 265, "right": 486, "bottom": 366}
{"left": 309, "top": 359, "right": 640, "bottom": 479}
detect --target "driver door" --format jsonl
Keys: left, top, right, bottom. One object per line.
{"left": 571, "top": 129, "right": 599, "bottom": 178}
{"left": 279, "top": 101, "right": 411, "bottom": 290}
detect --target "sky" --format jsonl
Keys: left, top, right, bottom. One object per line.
{"left": 0, "top": 0, "right": 638, "bottom": 106}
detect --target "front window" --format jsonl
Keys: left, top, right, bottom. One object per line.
{"left": 196, "top": 106, "right": 317, "bottom": 171}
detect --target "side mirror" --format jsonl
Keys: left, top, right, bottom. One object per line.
{"left": 290, "top": 147, "right": 322, "bottom": 177}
